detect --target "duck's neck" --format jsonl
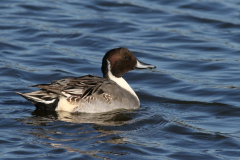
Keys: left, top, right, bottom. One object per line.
{"left": 105, "top": 61, "right": 139, "bottom": 101}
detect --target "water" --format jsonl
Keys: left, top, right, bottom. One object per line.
{"left": 1, "top": 0, "right": 240, "bottom": 159}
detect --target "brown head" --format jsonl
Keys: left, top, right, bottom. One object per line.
{"left": 101, "top": 47, "right": 156, "bottom": 79}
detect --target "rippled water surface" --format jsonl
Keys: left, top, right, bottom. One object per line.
{"left": 1, "top": 0, "right": 240, "bottom": 159}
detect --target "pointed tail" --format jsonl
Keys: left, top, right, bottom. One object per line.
{"left": 15, "top": 91, "right": 59, "bottom": 111}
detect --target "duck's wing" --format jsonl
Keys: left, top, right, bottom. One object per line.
{"left": 31, "top": 75, "right": 105, "bottom": 96}
{"left": 15, "top": 75, "right": 108, "bottom": 110}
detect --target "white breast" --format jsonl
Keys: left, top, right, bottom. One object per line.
{"left": 107, "top": 60, "right": 139, "bottom": 102}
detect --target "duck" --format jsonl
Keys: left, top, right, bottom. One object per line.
{"left": 16, "top": 47, "right": 156, "bottom": 113}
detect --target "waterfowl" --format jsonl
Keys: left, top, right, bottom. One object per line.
{"left": 16, "top": 47, "right": 156, "bottom": 113}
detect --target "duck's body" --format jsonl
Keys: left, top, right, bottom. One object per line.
{"left": 16, "top": 47, "right": 155, "bottom": 113}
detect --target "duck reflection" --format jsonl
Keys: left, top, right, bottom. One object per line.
{"left": 30, "top": 109, "right": 133, "bottom": 126}
{"left": 16, "top": 109, "right": 165, "bottom": 159}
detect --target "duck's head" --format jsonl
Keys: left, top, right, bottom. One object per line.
{"left": 101, "top": 47, "right": 156, "bottom": 79}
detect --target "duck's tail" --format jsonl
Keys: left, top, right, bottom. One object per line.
{"left": 15, "top": 90, "right": 59, "bottom": 111}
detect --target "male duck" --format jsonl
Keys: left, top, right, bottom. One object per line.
{"left": 16, "top": 47, "right": 156, "bottom": 113}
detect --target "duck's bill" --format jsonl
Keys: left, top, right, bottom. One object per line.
{"left": 135, "top": 59, "right": 156, "bottom": 69}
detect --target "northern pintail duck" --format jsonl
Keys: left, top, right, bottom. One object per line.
{"left": 16, "top": 47, "right": 156, "bottom": 113}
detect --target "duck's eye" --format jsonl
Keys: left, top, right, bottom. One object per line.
{"left": 124, "top": 56, "right": 128, "bottom": 60}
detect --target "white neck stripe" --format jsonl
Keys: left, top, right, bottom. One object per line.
{"left": 107, "top": 60, "right": 139, "bottom": 101}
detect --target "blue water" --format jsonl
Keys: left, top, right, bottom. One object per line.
{"left": 1, "top": 0, "right": 240, "bottom": 159}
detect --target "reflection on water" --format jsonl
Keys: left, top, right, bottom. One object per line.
{"left": 30, "top": 109, "right": 133, "bottom": 126}
{"left": 16, "top": 109, "right": 142, "bottom": 159}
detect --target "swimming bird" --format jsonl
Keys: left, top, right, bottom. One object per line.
{"left": 16, "top": 47, "right": 156, "bottom": 113}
